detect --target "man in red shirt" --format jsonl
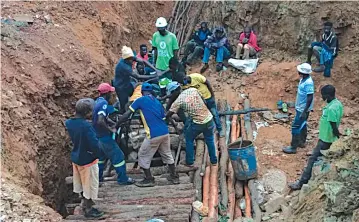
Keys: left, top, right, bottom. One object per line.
{"left": 136, "top": 44, "right": 155, "bottom": 74}
{"left": 235, "top": 27, "right": 261, "bottom": 60}
{"left": 137, "top": 44, "right": 149, "bottom": 61}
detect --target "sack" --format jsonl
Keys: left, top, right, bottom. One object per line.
{"left": 228, "top": 58, "right": 259, "bottom": 74}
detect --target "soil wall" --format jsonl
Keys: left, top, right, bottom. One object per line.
{"left": 1, "top": 1, "right": 172, "bottom": 218}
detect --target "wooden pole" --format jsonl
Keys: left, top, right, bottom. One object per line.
{"left": 202, "top": 156, "right": 210, "bottom": 210}
{"left": 218, "top": 99, "right": 229, "bottom": 213}
{"left": 191, "top": 139, "right": 205, "bottom": 222}
{"left": 244, "top": 182, "right": 252, "bottom": 218}
{"left": 243, "top": 99, "right": 254, "bottom": 141}
{"left": 227, "top": 161, "right": 235, "bottom": 221}
{"left": 208, "top": 141, "right": 219, "bottom": 220}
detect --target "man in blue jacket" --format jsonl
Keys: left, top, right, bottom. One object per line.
{"left": 200, "top": 27, "right": 231, "bottom": 73}
{"left": 93, "top": 83, "right": 135, "bottom": 185}
{"left": 182, "top": 22, "right": 212, "bottom": 65}
{"left": 65, "top": 98, "right": 104, "bottom": 218}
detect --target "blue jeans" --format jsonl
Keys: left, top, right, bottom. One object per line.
{"left": 291, "top": 110, "right": 309, "bottom": 135}
{"left": 202, "top": 46, "right": 230, "bottom": 63}
{"left": 185, "top": 120, "right": 217, "bottom": 165}
{"left": 205, "top": 97, "right": 222, "bottom": 133}
{"left": 98, "top": 137, "right": 128, "bottom": 183}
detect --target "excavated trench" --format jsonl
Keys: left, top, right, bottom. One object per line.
{"left": 1, "top": 1, "right": 359, "bottom": 221}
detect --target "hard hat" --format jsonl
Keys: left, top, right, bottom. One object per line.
{"left": 156, "top": 17, "right": 168, "bottom": 28}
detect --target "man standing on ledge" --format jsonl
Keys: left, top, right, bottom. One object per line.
{"left": 283, "top": 63, "right": 314, "bottom": 154}
{"left": 289, "top": 85, "right": 343, "bottom": 190}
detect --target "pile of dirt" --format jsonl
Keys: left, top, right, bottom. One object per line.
{"left": 1, "top": 173, "right": 62, "bottom": 221}
{"left": 286, "top": 129, "right": 359, "bottom": 222}
{"left": 1, "top": 1, "right": 172, "bottom": 218}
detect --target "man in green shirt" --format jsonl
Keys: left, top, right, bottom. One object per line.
{"left": 289, "top": 85, "right": 343, "bottom": 190}
{"left": 152, "top": 17, "right": 179, "bottom": 72}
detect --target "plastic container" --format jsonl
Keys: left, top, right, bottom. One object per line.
{"left": 228, "top": 140, "right": 258, "bottom": 181}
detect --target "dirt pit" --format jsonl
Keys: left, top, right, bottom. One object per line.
{"left": 1, "top": 1, "right": 359, "bottom": 221}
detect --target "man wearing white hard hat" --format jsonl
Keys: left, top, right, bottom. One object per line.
{"left": 152, "top": 17, "right": 179, "bottom": 76}
{"left": 113, "top": 46, "right": 159, "bottom": 114}
{"left": 283, "top": 63, "right": 314, "bottom": 154}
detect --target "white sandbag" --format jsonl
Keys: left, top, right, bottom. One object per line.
{"left": 228, "top": 58, "right": 259, "bottom": 74}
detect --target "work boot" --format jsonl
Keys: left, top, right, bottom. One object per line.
{"left": 84, "top": 208, "right": 104, "bottom": 218}
{"left": 298, "top": 128, "right": 308, "bottom": 148}
{"left": 200, "top": 63, "right": 209, "bottom": 74}
{"left": 282, "top": 135, "right": 301, "bottom": 154}
{"left": 313, "top": 65, "right": 325, "bottom": 73}
{"left": 135, "top": 177, "right": 155, "bottom": 187}
{"left": 288, "top": 180, "right": 303, "bottom": 191}
{"left": 167, "top": 164, "right": 180, "bottom": 184}
{"left": 135, "top": 168, "right": 155, "bottom": 187}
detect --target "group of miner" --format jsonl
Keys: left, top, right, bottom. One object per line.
{"left": 65, "top": 17, "right": 343, "bottom": 218}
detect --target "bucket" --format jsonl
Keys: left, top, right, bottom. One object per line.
{"left": 228, "top": 140, "right": 257, "bottom": 181}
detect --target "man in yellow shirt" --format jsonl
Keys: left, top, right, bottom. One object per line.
{"left": 180, "top": 73, "right": 224, "bottom": 137}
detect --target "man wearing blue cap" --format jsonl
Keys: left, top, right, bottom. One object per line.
{"left": 117, "top": 83, "right": 179, "bottom": 187}
{"left": 165, "top": 82, "right": 218, "bottom": 167}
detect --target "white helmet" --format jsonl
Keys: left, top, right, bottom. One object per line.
{"left": 156, "top": 17, "right": 168, "bottom": 28}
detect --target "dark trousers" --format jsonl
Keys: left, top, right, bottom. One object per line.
{"left": 300, "top": 140, "right": 332, "bottom": 184}
{"left": 98, "top": 137, "right": 129, "bottom": 183}
{"left": 115, "top": 86, "right": 134, "bottom": 114}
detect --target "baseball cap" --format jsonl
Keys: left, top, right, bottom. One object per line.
{"left": 297, "top": 63, "right": 312, "bottom": 74}
{"left": 166, "top": 81, "right": 181, "bottom": 96}
{"left": 141, "top": 82, "right": 153, "bottom": 92}
{"left": 156, "top": 17, "right": 168, "bottom": 28}
{"left": 98, "top": 83, "right": 115, "bottom": 94}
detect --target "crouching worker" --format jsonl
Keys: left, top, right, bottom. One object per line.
{"left": 180, "top": 73, "right": 224, "bottom": 137}
{"left": 118, "top": 83, "right": 179, "bottom": 187}
{"left": 307, "top": 21, "right": 338, "bottom": 77}
{"left": 182, "top": 22, "right": 212, "bottom": 65}
{"left": 166, "top": 82, "right": 218, "bottom": 167}
{"left": 235, "top": 27, "right": 261, "bottom": 60}
{"left": 289, "top": 85, "right": 343, "bottom": 190}
{"left": 65, "top": 98, "right": 104, "bottom": 218}
{"left": 200, "top": 27, "right": 231, "bottom": 73}
{"left": 93, "top": 83, "right": 134, "bottom": 185}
